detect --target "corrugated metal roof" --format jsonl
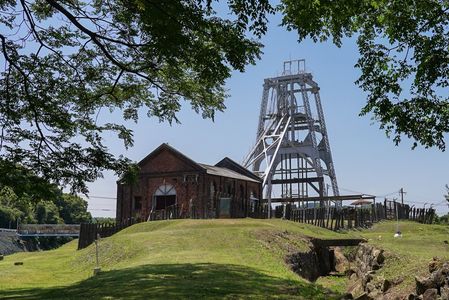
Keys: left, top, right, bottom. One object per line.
{"left": 198, "top": 163, "right": 261, "bottom": 183}
{"left": 215, "top": 157, "right": 262, "bottom": 181}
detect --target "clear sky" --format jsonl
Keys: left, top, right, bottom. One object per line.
{"left": 83, "top": 11, "right": 449, "bottom": 217}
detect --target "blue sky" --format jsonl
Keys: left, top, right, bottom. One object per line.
{"left": 84, "top": 11, "right": 449, "bottom": 217}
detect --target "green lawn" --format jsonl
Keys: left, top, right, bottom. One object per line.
{"left": 0, "top": 219, "right": 348, "bottom": 300}
{"left": 0, "top": 219, "right": 447, "bottom": 299}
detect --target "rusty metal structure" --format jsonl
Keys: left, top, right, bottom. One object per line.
{"left": 243, "top": 59, "right": 339, "bottom": 215}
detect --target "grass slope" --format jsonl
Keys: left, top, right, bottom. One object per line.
{"left": 0, "top": 219, "right": 351, "bottom": 300}
{"left": 1, "top": 219, "right": 447, "bottom": 299}
{"left": 356, "top": 221, "right": 449, "bottom": 295}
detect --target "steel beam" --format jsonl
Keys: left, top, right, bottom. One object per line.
{"left": 243, "top": 59, "right": 341, "bottom": 211}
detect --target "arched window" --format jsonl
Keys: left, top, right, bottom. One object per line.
{"left": 153, "top": 184, "right": 176, "bottom": 210}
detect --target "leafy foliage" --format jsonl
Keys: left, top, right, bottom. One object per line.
{"left": 434, "top": 213, "right": 449, "bottom": 225}
{"left": 35, "top": 200, "right": 63, "bottom": 224}
{"left": 3, "top": 0, "right": 447, "bottom": 196}
{"left": 0, "top": 159, "right": 60, "bottom": 202}
{"left": 56, "top": 194, "right": 92, "bottom": 224}
{"left": 0, "top": 163, "right": 92, "bottom": 227}
{"left": 0, "top": 0, "right": 273, "bottom": 192}
{"left": 0, "top": 186, "right": 35, "bottom": 227}
{"left": 280, "top": 0, "right": 449, "bottom": 150}
{"left": 92, "top": 217, "right": 116, "bottom": 225}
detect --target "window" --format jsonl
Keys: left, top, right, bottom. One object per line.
{"left": 183, "top": 174, "right": 198, "bottom": 183}
{"left": 153, "top": 184, "right": 177, "bottom": 210}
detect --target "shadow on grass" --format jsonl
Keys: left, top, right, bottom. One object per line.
{"left": 0, "top": 263, "right": 341, "bottom": 299}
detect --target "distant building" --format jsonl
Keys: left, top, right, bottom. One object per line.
{"left": 116, "top": 143, "right": 262, "bottom": 222}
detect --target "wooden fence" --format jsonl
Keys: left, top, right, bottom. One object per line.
{"left": 147, "top": 204, "right": 204, "bottom": 221}
{"left": 147, "top": 201, "right": 271, "bottom": 221}
{"left": 283, "top": 200, "right": 435, "bottom": 231}
{"left": 78, "top": 218, "right": 140, "bottom": 249}
{"left": 78, "top": 199, "right": 435, "bottom": 249}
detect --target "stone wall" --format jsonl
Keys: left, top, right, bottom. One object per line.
{"left": 413, "top": 257, "right": 449, "bottom": 300}
{"left": 0, "top": 232, "right": 38, "bottom": 256}
{"left": 346, "top": 243, "right": 387, "bottom": 299}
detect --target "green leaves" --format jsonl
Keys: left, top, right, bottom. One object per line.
{"left": 56, "top": 194, "right": 92, "bottom": 224}
{"left": 0, "top": 0, "right": 273, "bottom": 192}
{"left": 280, "top": 0, "right": 449, "bottom": 150}
{"left": 0, "top": 163, "right": 92, "bottom": 225}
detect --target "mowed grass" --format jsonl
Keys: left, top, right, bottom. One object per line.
{"left": 0, "top": 219, "right": 352, "bottom": 300}
{"left": 0, "top": 219, "right": 447, "bottom": 299}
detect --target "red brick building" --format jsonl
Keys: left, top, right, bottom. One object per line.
{"left": 116, "top": 143, "right": 262, "bottom": 222}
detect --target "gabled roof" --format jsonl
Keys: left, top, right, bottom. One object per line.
{"left": 137, "top": 143, "right": 203, "bottom": 171}
{"left": 136, "top": 143, "right": 262, "bottom": 183}
{"left": 198, "top": 163, "right": 261, "bottom": 183}
{"left": 215, "top": 157, "right": 262, "bottom": 181}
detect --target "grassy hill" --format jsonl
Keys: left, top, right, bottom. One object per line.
{"left": 0, "top": 219, "right": 448, "bottom": 299}
{"left": 0, "top": 219, "right": 351, "bottom": 299}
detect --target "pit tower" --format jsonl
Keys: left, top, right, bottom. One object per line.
{"left": 243, "top": 60, "right": 339, "bottom": 215}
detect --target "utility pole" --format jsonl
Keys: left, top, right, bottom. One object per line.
{"left": 399, "top": 188, "right": 406, "bottom": 205}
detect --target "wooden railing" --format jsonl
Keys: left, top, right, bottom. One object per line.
{"left": 78, "top": 218, "right": 140, "bottom": 249}
{"left": 282, "top": 200, "right": 435, "bottom": 231}
{"left": 17, "top": 224, "right": 80, "bottom": 237}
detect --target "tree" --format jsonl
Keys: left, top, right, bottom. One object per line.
{"left": 55, "top": 194, "right": 92, "bottom": 224}
{"left": 0, "top": 186, "right": 23, "bottom": 227}
{"left": 0, "top": 0, "right": 273, "bottom": 193}
{"left": 280, "top": 0, "right": 449, "bottom": 150}
{"left": 35, "top": 200, "right": 62, "bottom": 224}
{"left": 0, "top": 163, "right": 91, "bottom": 225}
{"left": 0, "top": 159, "right": 61, "bottom": 203}
{"left": 3, "top": 1, "right": 447, "bottom": 196}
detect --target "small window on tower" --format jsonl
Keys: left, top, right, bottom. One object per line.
{"left": 134, "top": 196, "right": 142, "bottom": 210}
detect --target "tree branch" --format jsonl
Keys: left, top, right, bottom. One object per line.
{"left": 45, "top": 0, "right": 170, "bottom": 93}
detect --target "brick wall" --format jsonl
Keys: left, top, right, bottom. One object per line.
{"left": 116, "top": 145, "right": 262, "bottom": 221}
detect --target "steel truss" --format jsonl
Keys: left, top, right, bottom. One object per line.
{"left": 243, "top": 60, "right": 339, "bottom": 216}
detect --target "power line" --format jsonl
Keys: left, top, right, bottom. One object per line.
{"left": 402, "top": 200, "right": 447, "bottom": 207}
{"left": 80, "top": 195, "right": 117, "bottom": 200}
{"left": 339, "top": 187, "right": 366, "bottom": 195}
{"left": 377, "top": 190, "right": 400, "bottom": 198}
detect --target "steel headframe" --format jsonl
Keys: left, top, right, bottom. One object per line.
{"left": 243, "top": 59, "right": 340, "bottom": 216}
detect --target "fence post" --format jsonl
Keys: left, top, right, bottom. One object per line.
{"left": 333, "top": 209, "right": 339, "bottom": 231}
{"left": 330, "top": 208, "right": 335, "bottom": 230}
{"left": 430, "top": 209, "right": 435, "bottom": 224}
{"left": 320, "top": 207, "right": 324, "bottom": 227}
